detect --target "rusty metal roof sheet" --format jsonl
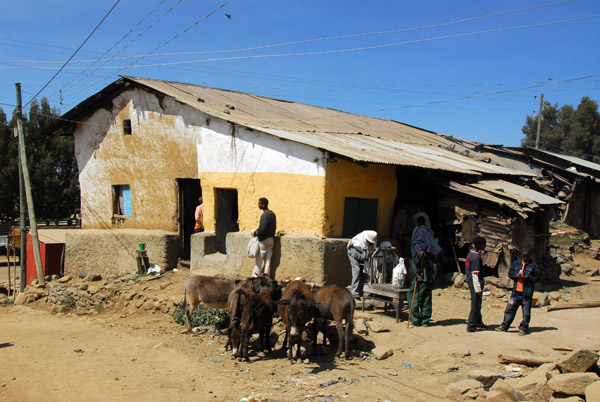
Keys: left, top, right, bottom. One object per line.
{"left": 472, "top": 180, "right": 563, "bottom": 206}
{"left": 249, "top": 127, "right": 522, "bottom": 175}
{"left": 119, "top": 77, "right": 524, "bottom": 176}
{"left": 542, "top": 150, "right": 600, "bottom": 174}
{"left": 441, "top": 179, "right": 562, "bottom": 217}
{"left": 443, "top": 181, "right": 525, "bottom": 213}
{"left": 50, "top": 76, "right": 531, "bottom": 176}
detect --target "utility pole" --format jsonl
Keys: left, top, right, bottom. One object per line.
{"left": 15, "top": 84, "right": 27, "bottom": 291}
{"left": 535, "top": 93, "right": 544, "bottom": 149}
{"left": 14, "top": 83, "right": 46, "bottom": 286}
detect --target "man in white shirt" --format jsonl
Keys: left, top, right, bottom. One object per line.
{"left": 347, "top": 230, "right": 377, "bottom": 300}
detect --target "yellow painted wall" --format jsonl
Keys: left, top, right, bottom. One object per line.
{"left": 77, "top": 92, "right": 199, "bottom": 231}
{"left": 201, "top": 171, "right": 326, "bottom": 236}
{"left": 324, "top": 159, "right": 397, "bottom": 238}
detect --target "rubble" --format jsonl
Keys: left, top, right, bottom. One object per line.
{"left": 6, "top": 270, "right": 182, "bottom": 316}
{"left": 547, "top": 372, "right": 600, "bottom": 396}
{"left": 557, "top": 349, "right": 600, "bottom": 374}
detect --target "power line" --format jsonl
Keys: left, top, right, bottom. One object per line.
{"left": 23, "top": 0, "right": 122, "bottom": 108}
{"left": 2, "top": 0, "right": 578, "bottom": 65}
{"left": 57, "top": 0, "right": 170, "bottom": 97}
{"left": 7, "top": 14, "right": 599, "bottom": 72}
{"left": 63, "top": 0, "right": 234, "bottom": 99}
{"left": 362, "top": 74, "right": 600, "bottom": 114}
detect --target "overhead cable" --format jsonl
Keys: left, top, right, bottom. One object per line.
{"left": 6, "top": 14, "right": 598, "bottom": 72}
{"left": 23, "top": 0, "right": 122, "bottom": 108}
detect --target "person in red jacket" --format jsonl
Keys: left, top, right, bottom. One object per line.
{"left": 465, "top": 236, "right": 487, "bottom": 332}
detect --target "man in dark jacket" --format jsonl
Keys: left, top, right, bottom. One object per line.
{"left": 251, "top": 197, "right": 277, "bottom": 278}
{"left": 496, "top": 249, "right": 539, "bottom": 335}
{"left": 407, "top": 216, "right": 442, "bottom": 326}
{"left": 465, "top": 236, "right": 487, "bottom": 332}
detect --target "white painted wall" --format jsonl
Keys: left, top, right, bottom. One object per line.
{"left": 198, "top": 124, "right": 327, "bottom": 176}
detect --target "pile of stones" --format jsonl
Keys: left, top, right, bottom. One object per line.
{"left": 12, "top": 270, "right": 182, "bottom": 317}
{"left": 446, "top": 349, "right": 600, "bottom": 401}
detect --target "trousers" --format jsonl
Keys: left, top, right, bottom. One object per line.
{"left": 501, "top": 292, "right": 533, "bottom": 332}
{"left": 252, "top": 237, "right": 274, "bottom": 278}
{"left": 467, "top": 285, "right": 483, "bottom": 330}
{"left": 407, "top": 277, "right": 432, "bottom": 326}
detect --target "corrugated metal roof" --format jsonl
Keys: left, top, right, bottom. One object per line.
{"left": 442, "top": 181, "right": 525, "bottom": 212}
{"left": 121, "top": 76, "right": 525, "bottom": 176}
{"left": 542, "top": 150, "right": 600, "bottom": 173}
{"left": 473, "top": 180, "right": 563, "bottom": 206}
{"left": 441, "top": 179, "right": 562, "bottom": 217}
{"left": 249, "top": 127, "right": 522, "bottom": 175}
{"left": 126, "top": 76, "right": 452, "bottom": 146}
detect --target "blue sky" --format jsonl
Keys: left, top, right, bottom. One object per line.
{"left": 1, "top": 0, "right": 599, "bottom": 146}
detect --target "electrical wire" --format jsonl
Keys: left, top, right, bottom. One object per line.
{"left": 1, "top": 0, "right": 576, "bottom": 64}
{"left": 23, "top": 0, "right": 122, "bottom": 109}
{"left": 56, "top": 0, "right": 170, "bottom": 97}
{"left": 7, "top": 14, "right": 599, "bottom": 72}
{"left": 63, "top": 0, "right": 234, "bottom": 99}
{"left": 362, "top": 74, "right": 600, "bottom": 114}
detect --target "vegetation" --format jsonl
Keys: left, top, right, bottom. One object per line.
{"left": 0, "top": 298, "right": 14, "bottom": 306}
{"left": 60, "top": 294, "right": 76, "bottom": 309}
{"left": 173, "top": 304, "right": 230, "bottom": 329}
{"left": 0, "top": 99, "right": 79, "bottom": 219}
{"left": 521, "top": 96, "right": 600, "bottom": 163}
{"left": 549, "top": 221, "right": 590, "bottom": 246}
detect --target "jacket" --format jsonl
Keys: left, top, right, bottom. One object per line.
{"left": 508, "top": 258, "right": 539, "bottom": 298}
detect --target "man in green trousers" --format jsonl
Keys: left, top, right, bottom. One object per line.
{"left": 407, "top": 216, "right": 442, "bottom": 326}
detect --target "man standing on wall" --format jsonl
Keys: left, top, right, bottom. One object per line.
{"left": 194, "top": 197, "right": 204, "bottom": 233}
{"left": 496, "top": 248, "right": 539, "bottom": 335}
{"left": 347, "top": 230, "right": 378, "bottom": 300}
{"left": 251, "top": 197, "right": 277, "bottom": 278}
{"left": 407, "top": 216, "right": 442, "bottom": 326}
{"left": 465, "top": 236, "right": 487, "bottom": 332}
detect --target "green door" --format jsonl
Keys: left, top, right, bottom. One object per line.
{"left": 342, "top": 197, "right": 378, "bottom": 238}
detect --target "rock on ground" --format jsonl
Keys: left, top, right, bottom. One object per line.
{"left": 547, "top": 372, "right": 600, "bottom": 396}
{"left": 446, "top": 379, "right": 484, "bottom": 401}
{"left": 557, "top": 349, "right": 599, "bottom": 373}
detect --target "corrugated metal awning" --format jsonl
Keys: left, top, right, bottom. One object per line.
{"left": 440, "top": 179, "right": 562, "bottom": 217}
{"left": 472, "top": 180, "right": 563, "bottom": 206}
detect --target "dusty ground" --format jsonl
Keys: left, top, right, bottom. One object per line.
{"left": 0, "top": 253, "right": 599, "bottom": 402}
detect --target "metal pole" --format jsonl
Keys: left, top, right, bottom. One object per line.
{"left": 14, "top": 84, "right": 45, "bottom": 286}
{"left": 535, "top": 93, "right": 544, "bottom": 149}
{"left": 15, "top": 84, "right": 27, "bottom": 291}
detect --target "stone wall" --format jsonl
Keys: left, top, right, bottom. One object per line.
{"left": 65, "top": 229, "right": 180, "bottom": 277}
{"left": 191, "top": 231, "right": 351, "bottom": 285}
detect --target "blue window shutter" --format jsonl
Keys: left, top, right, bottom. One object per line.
{"left": 123, "top": 185, "right": 132, "bottom": 217}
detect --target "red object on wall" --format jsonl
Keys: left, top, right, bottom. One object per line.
{"left": 26, "top": 232, "right": 64, "bottom": 285}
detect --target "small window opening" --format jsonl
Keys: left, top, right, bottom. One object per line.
{"left": 123, "top": 119, "right": 132, "bottom": 135}
{"left": 113, "top": 185, "right": 132, "bottom": 217}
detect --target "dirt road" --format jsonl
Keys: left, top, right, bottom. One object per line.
{"left": 1, "top": 262, "right": 599, "bottom": 401}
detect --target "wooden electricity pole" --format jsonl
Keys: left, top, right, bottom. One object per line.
{"left": 535, "top": 93, "right": 544, "bottom": 149}
{"left": 15, "top": 84, "right": 27, "bottom": 291}
{"left": 14, "top": 83, "right": 45, "bottom": 286}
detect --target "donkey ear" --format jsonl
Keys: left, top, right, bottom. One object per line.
{"left": 274, "top": 300, "right": 291, "bottom": 306}
{"left": 301, "top": 300, "right": 319, "bottom": 307}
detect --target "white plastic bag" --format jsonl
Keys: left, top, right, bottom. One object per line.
{"left": 246, "top": 236, "right": 259, "bottom": 258}
{"left": 392, "top": 257, "right": 407, "bottom": 288}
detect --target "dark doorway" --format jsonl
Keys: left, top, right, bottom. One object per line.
{"left": 216, "top": 188, "right": 239, "bottom": 254}
{"left": 342, "top": 197, "right": 378, "bottom": 238}
{"left": 178, "top": 179, "right": 202, "bottom": 260}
